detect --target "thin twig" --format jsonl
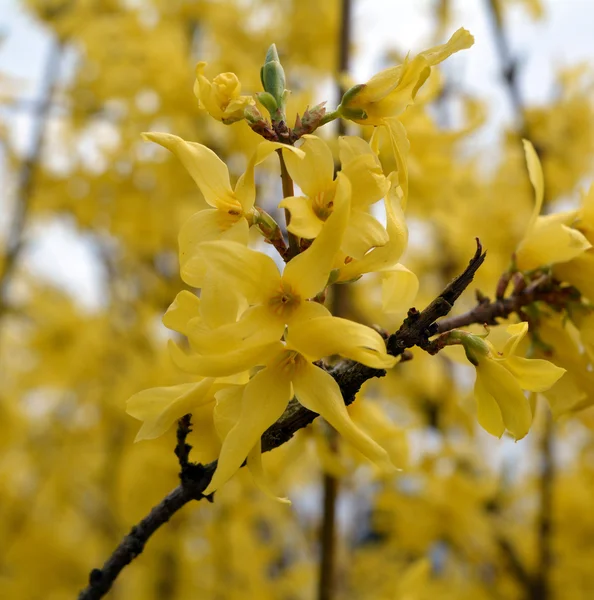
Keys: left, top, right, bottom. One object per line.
{"left": 0, "top": 39, "right": 65, "bottom": 316}
{"left": 277, "top": 149, "right": 300, "bottom": 260}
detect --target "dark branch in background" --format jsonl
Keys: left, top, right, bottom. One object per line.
{"left": 78, "top": 241, "right": 486, "bottom": 600}
{"left": 318, "top": 2, "right": 353, "bottom": 597}
{"left": 484, "top": 2, "right": 555, "bottom": 596}
{"left": 0, "top": 39, "right": 64, "bottom": 317}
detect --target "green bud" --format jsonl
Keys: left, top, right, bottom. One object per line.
{"left": 260, "top": 43, "right": 287, "bottom": 118}
{"left": 337, "top": 106, "right": 368, "bottom": 121}
{"left": 256, "top": 91, "right": 279, "bottom": 115}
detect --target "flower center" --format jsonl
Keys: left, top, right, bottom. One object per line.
{"left": 312, "top": 187, "right": 336, "bottom": 222}
{"left": 268, "top": 284, "right": 301, "bottom": 317}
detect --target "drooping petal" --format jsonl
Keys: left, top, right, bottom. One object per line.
{"left": 247, "top": 441, "right": 291, "bottom": 504}
{"left": 473, "top": 374, "right": 505, "bottom": 438}
{"left": 287, "top": 316, "right": 397, "bottom": 369}
{"left": 500, "top": 356, "right": 566, "bottom": 392}
{"left": 292, "top": 360, "right": 394, "bottom": 470}
{"left": 278, "top": 196, "right": 324, "bottom": 239}
{"left": 380, "top": 264, "right": 419, "bottom": 313}
{"left": 187, "top": 305, "right": 285, "bottom": 354}
{"left": 338, "top": 176, "right": 408, "bottom": 281}
{"left": 127, "top": 379, "right": 215, "bottom": 442}
{"left": 476, "top": 358, "right": 532, "bottom": 440}
{"left": 204, "top": 359, "right": 293, "bottom": 494}
{"left": 199, "top": 240, "right": 281, "bottom": 306}
{"left": 383, "top": 117, "right": 411, "bottom": 205}
{"left": 282, "top": 135, "right": 335, "bottom": 198}
{"left": 283, "top": 174, "right": 351, "bottom": 298}
{"left": 168, "top": 338, "right": 284, "bottom": 377}
{"left": 179, "top": 210, "right": 248, "bottom": 287}
{"left": 162, "top": 291, "right": 201, "bottom": 335}
{"left": 340, "top": 143, "right": 388, "bottom": 209}
{"left": 142, "top": 132, "right": 239, "bottom": 211}
{"left": 419, "top": 27, "right": 475, "bottom": 66}
{"left": 213, "top": 384, "right": 245, "bottom": 440}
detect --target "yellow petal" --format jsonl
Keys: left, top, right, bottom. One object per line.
{"left": 283, "top": 174, "right": 351, "bottom": 298}
{"left": 419, "top": 27, "right": 475, "bottom": 66}
{"left": 199, "top": 240, "right": 281, "bottom": 306}
{"left": 476, "top": 358, "right": 532, "bottom": 440}
{"left": 168, "top": 338, "right": 284, "bottom": 377}
{"left": 522, "top": 139, "right": 545, "bottom": 231}
{"left": 204, "top": 359, "right": 293, "bottom": 494}
{"left": 162, "top": 291, "right": 201, "bottom": 335}
{"left": 283, "top": 134, "right": 335, "bottom": 198}
{"left": 340, "top": 140, "right": 388, "bottom": 209}
{"left": 247, "top": 441, "right": 291, "bottom": 504}
{"left": 287, "top": 316, "right": 397, "bottom": 369}
{"left": 287, "top": 298, "right": 332, "bottom": 326}
{"left": 516, "top": 217, "right": 591, "bottom": 271}
{"left": 127, "top": 379, "right": 215, "bottom": 442}
{"left": 338, "top": 176, "right": 408, "bottom": 281}
{"left": 142, "top": 132, "right": 239, "bottom": 212}
{"left": 187, "top": 305, "right": 285, "bottom": 354}
{"left": 292, "top": 360, "right": 394, "bottom": 470}
{"left": 501, "top": 322, "right": 529, "bottom": 357}
{"left": 380, "top": 264, "right": 419, "bottom": 313}
{"left": 500, "top": 356, "right": 565, "bottom": 392}
{"left": 474, "top": 373, "right": 505, "bottom": 438}
{"left": 213, "top": 384, "right": 245, "bottom": 439}
{"left": 342, "top": 211, "right": 389, "bottom": 260}
{"left": 179, "top": 210, "right": 248, "bottom": 287}
{"left": 383, "top": 117, "right": 411, "bottom": 206}
{"left": 278, "top": 196, "right": 324, "bottom": 239}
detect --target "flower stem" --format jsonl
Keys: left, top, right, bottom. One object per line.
{"left": 276, "top": 149, "right": 301, "bottom": 260}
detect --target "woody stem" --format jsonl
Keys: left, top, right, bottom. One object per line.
{"left": 277, "top": 149, "right": 301, "bottom": 259}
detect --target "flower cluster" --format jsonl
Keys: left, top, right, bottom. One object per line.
{"left": 127, "top": 31, "right": 571, "bottom": 499}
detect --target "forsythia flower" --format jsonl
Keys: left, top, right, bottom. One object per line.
{"left": 142, "top": 132, "right": 303, "bottom": 286}
{"left": 279, "top": 135, "right": 389, "bottom": 258}
{"left": 193, "top": 61, "right": 255, "bottom": 123}
{"left": 337, "top": 28, "right": 473, "bottom": 202}
{"left": 460, "top": 323, "right": 565, "bottom": 439}
{"left": 515, "top": 140, "right": 591, "bottom": 270}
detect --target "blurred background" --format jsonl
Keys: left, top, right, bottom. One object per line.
{"left": 1, "top": 0, "right": 594, "bottom": 598}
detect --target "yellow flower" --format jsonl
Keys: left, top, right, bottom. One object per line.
{"left": 279, "top": 135, "right": 389, "bottom": 258}
{"left": 203, "top": 320, "right": 398, "bottom": 496}
{"left": 183, "top": 173, "right": 350, "bottom": 334}
{"left": 193, "top": 61, "right": 255, "bottom": 124}
{"left": 338, "top": 28, "right": 474, "bottom": 126}
{"left": 142, "top": 132, "right": 303, "bottom": 287}
{"left": 516, "top": 140, "right": 591, "bottom": 270}
{"left": 462, "top": 323, "right": 565, "bottom": 439}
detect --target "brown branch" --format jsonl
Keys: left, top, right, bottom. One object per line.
{"left": 436, "top": 276, "right": 580, "bottom": 334}
{"left": 79, "top": 241, "right": 486, "bottom": 599}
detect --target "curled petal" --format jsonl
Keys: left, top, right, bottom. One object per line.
{"left": 380, "top": 264, "right": 419, "bottom": 313}
{"left": 142, "top": 132, "right": 239, "bottom": 212}
{"left": 278, "top": 196, "right": 324, "bottom": 239}
{"left": 501, "top": 356, "right": 565, "bottom": 392}
{"left": 162, "top": 291, "right": 201, "bottom": 335}
{"left": 247, "top": 441, "right": 291, "bottom": 504}
{"left": 283, "top": 135, "right": 335, "bottom": 198}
